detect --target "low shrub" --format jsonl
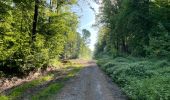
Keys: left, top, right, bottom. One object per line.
{"left": 97, "top": 57, "right": 170, "bottom": 100}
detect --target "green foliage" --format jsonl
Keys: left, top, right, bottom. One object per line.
{"left": 0, "top": 0, "right": 91, "bottom": 76}
{"left": 97, "top": 57, "right": 170, "bottom": 99}
{"left": 94, "top": 0, "right": 170, "bottom": 58}
{"left": 95, "top": 0, "right": 170, "bottom": 99}
{"left": 147, "top": 23, "right": 170, "bottom": 59}
{"left": 63, "top": 29, "right": 92, "bottom": 59}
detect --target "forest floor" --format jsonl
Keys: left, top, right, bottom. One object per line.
{"left": 0, "top": 60, "right": 127, "bottom": 100}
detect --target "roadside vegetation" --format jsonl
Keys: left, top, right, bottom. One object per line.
{"left": 0, "top": 0, "right": 92, "bottom": 99}
{"left": 0, "top": 62, "right": 84, "bottom": 100}
{"left": 32, "top": 83, "right": 64, "bottom": 100}
{"left": 97, "top": 56, "right": 170, "bottom": 99}
{"left": 94, "top": 0, "right": 170, "bottom": 100}
{"left": 0, "top": 0, "right": 91, "bottom": 78}
{"left": 32, "top": 66, "right": 82, "bottom": 100}
{"left": 2, "top": 74, "right": 54, "bottom": 99}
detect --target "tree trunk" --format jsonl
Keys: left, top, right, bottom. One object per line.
{"left": 32, "top": 0, "right": 39, "bottom": 42}
{"left": 122, "top": 38, "right": 127, "bottom": 53}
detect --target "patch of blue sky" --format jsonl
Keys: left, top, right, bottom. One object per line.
{"left": 72, "top": 0, "right": 99, "bottom": 51}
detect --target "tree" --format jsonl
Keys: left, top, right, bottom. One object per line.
{"left": 0, "top": 0, "right": 91, "bottom": 76}
{"left": 32, "top": 0, "right": 39, "bottom": 42}
{"left": 82, "top": 29, "right": 91, "bottom": 44}
{"left": 94, "top": 0, "right": 170, "bottom": 59}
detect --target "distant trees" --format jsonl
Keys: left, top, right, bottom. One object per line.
{"left": 94, "top": 0, "right": 170, "bottom": 59}
{"left": 63, "top": 29, "right": 91, "bottom": 59}
{"left": 80, "top": 29, "right": 91, "bottom": 59}
{"left": 82, "top": 29, "right": 91, "bottom": 44}
{"left": 0, "top": 0, "right": 91, "bottom": 76}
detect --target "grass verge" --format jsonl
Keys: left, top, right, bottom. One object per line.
{"left": 31, "top": 83, "right": 64, "bottom": 100}
{"left": 0, "top": 62, "right": 84, "bottom": 100}
{"left": 0, "top": 74, "right": 54, "bottom": 100}
{"left": 31, "top": 66, "right": 83, "bottom": 100}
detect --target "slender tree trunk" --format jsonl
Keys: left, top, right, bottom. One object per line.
{"left": 122, "top": 38, "right": 126, "bottom": 53}
{"left": 49, "top": 0, "right": 52, "bottom": 23}
{"left": 50, "top": 0, "right": 52, "bottom": 5}
{"left": 20, "top": 9, "right": 23, "bottom": 33}
{"left": 32, "top": 0, "right": 39, "bottom": 42}
{"left": 116, "top": 37, "right": 119, "bottom": 52}
{"left": 56, "top": 0, "right": 59, "bottom": 14}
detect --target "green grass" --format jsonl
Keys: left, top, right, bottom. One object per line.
{"left": 0, "top": 95, "right": 9, "bottom": 100}
{"left": 0, "top": 74, "right": 54, "bottom": 100}
{"left": 97, "top": 57, "right": 170, "bottom": 100}
{"left": 0, "top": 61, "right": 84, "bottom": 100}
{"left": 31, "top": 66, "right": 83, "bottom": 100}
{"left": 32, "top": 83, "right": 64, "bottom": 100}
{"left": 66, "top": 67, "right": 82, "bottom": 77}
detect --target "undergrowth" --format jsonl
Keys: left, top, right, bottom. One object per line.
{"left": 97, "top": 57, "right": 170, "bottom": 100}
{"left": 0, "top": 61, "right": 83, "bottom": 100}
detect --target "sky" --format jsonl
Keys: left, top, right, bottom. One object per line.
{"left": 72, "top": 0, "right": 100, "bottom": 51}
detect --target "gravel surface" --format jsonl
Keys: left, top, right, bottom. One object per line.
{"left": 54, "top": 62, "right": 127, "bottom": 100}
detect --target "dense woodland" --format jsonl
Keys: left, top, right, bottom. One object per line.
{"left": 94, "top": 0, "right": 170, "bottom": 59}
{"left": 95, "top": 0, "right": 170, "bottom": 99}
{"left": 0, "top": 0, "right": 91, "bottom": 76}
{"left": 1, "top": 0, "right": 170, "bottom": 99}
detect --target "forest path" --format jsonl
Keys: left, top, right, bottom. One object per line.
{"left": 54, "top": 61, "right": 127, "bottom": 100}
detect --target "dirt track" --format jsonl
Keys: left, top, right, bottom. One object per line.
{"left": 54, "top": 62, "right": 127, "bottom": 100}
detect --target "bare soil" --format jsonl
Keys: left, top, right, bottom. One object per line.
{"left": 54, "top": 61, "right": 127, "bottom": 100}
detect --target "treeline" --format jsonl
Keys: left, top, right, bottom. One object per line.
{"left": 94, "top": 0, "right": 170, "bottom": 59}
{"left": 0, "top": 0, "right": 91, "bottom": 76}
{"left": 94, "top": 0, "right": 170, "bottom": 99}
